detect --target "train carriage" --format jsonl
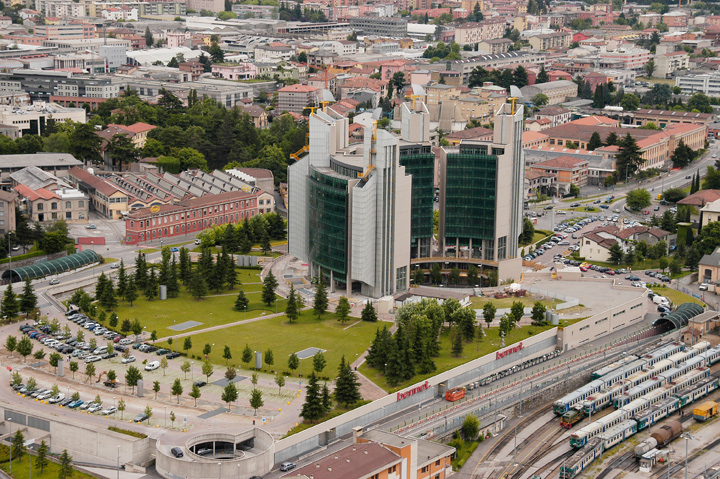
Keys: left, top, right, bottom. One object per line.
{"left": 553, "top": 380, "right": 605, "bottom": 415}
{"left": 598, "top": 358, "right": 648, "bottom": 389}
{"left": 634, "top": 397, "right": 680, "bottom": 431}
{"left": 570, "top": 408, "right": 629, "bottom": 447}
{"left": 675, "top": 377, "right": 719, "bottom": 407}
{"left": 614, "top": 377, "right": 664, "bottom": 408}
{"left": 599, "top": 420, "right": 638, "bottom": 450}
{"left": 698, "top": 345, "right": 720, "bottom": 367}
{"left": 560, "top": 438, "right": 603, "bottom": 479}
{"left": 582, "top": 385, "right": 622, "bottom": 416}
{"left": 592, "top": 355, "right": 640, "bottom": 380}
{"left": 668, "top": 368, "right": 709, "bottom": 394}
{"left": 642, "top": 342, "right": 685, "bottom": 366}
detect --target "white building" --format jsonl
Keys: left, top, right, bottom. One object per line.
{"left": 288, "top": 111, "right": 412, "bottom": 298}
{"left": 675, "top": 73, "right": 720, "bottom": 95}
{"left": 101, "top": 7, "right": 138, "bottom": 20}
{"left": 0, "top": 103, "right": 86, "bottom": 136}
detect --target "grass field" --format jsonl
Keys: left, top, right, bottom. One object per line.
{"left": 651, "top": 286, "right": 705, "bottom": 307}
{"left": 0, "top": 454, "right": 95, "bottom": 479}
{"left": 360, "top": 323, "right": 554, "bottom": 392}
{"left": 157, "top": 310, "right": 378, "bottom": 378}
{"left": 110, "top": 267, "right": 286, "bottom": 336}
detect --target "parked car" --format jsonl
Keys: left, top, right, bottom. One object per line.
{"left": 193, "top": 381, "right": 206, "bottom": 388}
{"left": 280, "top": 463, "right": 297, "bottom": 472}
{"left": 49, "top": 279, "right": 60, "bottom": 285}
{"left": 49, "top": 393, "right": 65, "bottom": 404}
{"left": 171, "top": 447, "right": 184, "bottom": 458}
{"left": 122, "top": 355, "right": 136, "bottom": 364}
{"left": 166, "top": 352, "right": 181, "bottom": 359}
{"left": 86, "top": 224, "right": 97, "bottom": 229}
{"left": 101, "top": 406, "right": 117, "bottom": 415}
{"left": 700, "top": 283, "right": 709, "bottom": 291}
{"left": 68, "top": 400, "right": 83, "bottom": 409}
{"left": 133, "top": 412, "right": 149, "bottom": 423}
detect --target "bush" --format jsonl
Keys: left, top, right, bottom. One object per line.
{"left": 108, "top": 426, "right": 148, "bottom": 439}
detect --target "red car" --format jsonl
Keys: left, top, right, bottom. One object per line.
{"left": 643, "top": 210, "right": 650, "bottom": 215}
{"left": 606, "top": 270, "right": 616, "bottom": 275}
{"left": 580, "top": 266, "right": 588, "bottom": 272}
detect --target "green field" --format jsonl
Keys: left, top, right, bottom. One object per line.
{"left": 157, "top": 310, "right": 378, "bottom": 378}
{"left": 651, "top": 286, "right": 705, "bottom": 307}
{"left": 0, "top": 452, "right": 95, "bottom": 479}
{"left": 360, "top": 323, "right": 554, "bottom": 392}
{"left": 110, "top": 268, "right": 286, "bottom": 336}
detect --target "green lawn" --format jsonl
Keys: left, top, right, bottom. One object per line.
{"left": 157, "top": 310, "right": 378, "bottom": 378}
{"left": 0, "top": 453, "right": 95, "bottom": 479}
{"left": 651, "top": 286, "right": 705, "bottom": 307}
{"left": 108, "top": 268, "right": 285, "bottom": 336}
{"left": 520, "top": 230, "right": 551, "bottom": 248}
{"left": 360, "top": 324, "right": 554, "bottom": 392}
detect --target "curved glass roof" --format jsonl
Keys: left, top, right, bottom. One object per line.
{"left": 2, "top": 250, "right": 100, "bottom": 282}
{"left": 652, "top": 302, "right": 704, "bottom": 330}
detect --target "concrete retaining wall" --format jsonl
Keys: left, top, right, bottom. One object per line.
{"left": 274, "top": 328, "right": 558, "bottom": 463}
{"left": 2, "top": 405, "right": 152, "bottom": 467}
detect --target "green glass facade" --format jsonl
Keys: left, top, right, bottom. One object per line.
{"left": 399, "top": 145, "right": 434, "bottom": 248}
{"left": 444, "top": 148, "right": 498, "bottom": 246}
{"left": 308, "top": 168, "right": 348, "bottom": 276}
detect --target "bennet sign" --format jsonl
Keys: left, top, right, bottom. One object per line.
{"left": 397, "top": 381, "right": 430, "bottom": 401}
{"left": 496, "top": 342, "right": 524, "bottom": 360}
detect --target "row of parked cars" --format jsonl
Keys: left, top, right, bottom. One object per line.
{"left": 19, "top": 322, "right": 127, "bottom": 363}
{"left": 10, "top": 381, "right": 118, "bottom": 415}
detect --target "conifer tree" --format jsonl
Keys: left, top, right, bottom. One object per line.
{"left": 334, "top": 355, "right": 361, "bottom": 407}
{"left": 313, "top": 275, "right": 328, "bottom": 318}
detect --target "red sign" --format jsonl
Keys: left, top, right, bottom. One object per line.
{"left": 397, "top": 380, "right": 430, "bottom": 401}
{"left": 496, "top": 342, "right": 524, "bottom": 360}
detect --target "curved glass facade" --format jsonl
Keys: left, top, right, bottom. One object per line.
{"left": 2, "top": 250, "right": 100, "bottom": 282}
{"left": 308, "top": 168, "right": 348, "bottom": 277}
{"left": 399, "top": 145, "right": 434, "bottom": 253}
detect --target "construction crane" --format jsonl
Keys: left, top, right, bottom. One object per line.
{"left": 508, "top": 97, "right": 518, "bottom": 114}
{"left": 405, "top": 94, "right": 423, "bottom": 109}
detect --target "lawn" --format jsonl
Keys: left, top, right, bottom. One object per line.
{"left": 360, "top": 323, "right": 554, "bottom": 392}
{"left": 651, "top": 286, "right": 705, "bottom": 307}
{"left": 470, "top": 295, "right": 560, "bottom": 310}
{"left": 109, "top": 267, "right": 285, "bottom": 336}
{"left": 0, "top": 453, "right": 95, "bottom": 479}
{"left": 520, "top": 230, "right": 551, "bottom": 248}
{"left": 636, "top": 76, "right": 674, "bottom": 86}
{"left": 157, "top": 310, "right": 378, "bottom": 378}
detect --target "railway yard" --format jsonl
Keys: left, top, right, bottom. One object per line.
{"left": 461, "top": 335, "right": 720, "bottom": 479}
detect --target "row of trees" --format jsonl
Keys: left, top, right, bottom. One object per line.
{"left": 1, "top": 277, "right": 38, "bottom": 319}
{"left": 6, "top": 429, "right": 70, "bottom": 479}
{"left": 300, "top": 355, "right": 362, "bottom": 423}
{"left": 196, "top": 213, "right": 286, "bottom": 252}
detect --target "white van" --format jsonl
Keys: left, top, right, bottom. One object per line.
{"left": 145, "top": 361, "right": 160, "bottom": 371}
{"left": 652, "top": 295, "right": 670, "bottom": 306}
{"left": 119, "top": 338, "right": 133, "bottom": 345}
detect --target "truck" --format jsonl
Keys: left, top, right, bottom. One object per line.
{"left": 693, "top": 401, "right": 718, "bottom": 422}
{"left": 445, "top": 387, "right": 465, "bottom": 402}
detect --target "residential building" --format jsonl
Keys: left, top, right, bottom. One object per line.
{"left": 69, "top": 167, "right": 130, "bottom": 219}
{"left": 96, "top": 123, "right": 156, "bottom": 151}
{"left": 699, "top": 247, "right": 720, "bottom": 285}
{"left": 239, "top": 105, "right": 269, "bottom": 129}
{"left": 654, "top": 52, "right": 689, "bottom": 79}
{"left": 454, "top": 18, "right": 506, "bottom": 45}
{"left": 443, "top": 52, "right": 547, "bottom": 84}
{"left": 211, "top": 63, "right": 257, "bottom": 81}
{"left": 0, "top": 189, "right": 17, "bottom": 234}
{"left": 348, "top": 17, "right": 408, "bottom": 37}
{"left": 445, "top": 126, "right": 494, "bottom": 145}
{"left": 535, "top": 106, "right": 571, "bottom": 127}
{"left": 87, "top": 0, "right": 186, "bottom": 16}
{"left": 186, "top": 0, "right": 224, "bottom": 13}
{"left": 477, "top": 38, "right": 512, "bottom": 54}
{"left": 179, "top": 62, "right": 205, "bottom": 82}
{"left": 33, "top": 23, "right": 96, "bottom": 41}
{"left": 675, "top": 73, "right": 720, "bottom": 96}
{"left": 520, "top": 80, "right": 578, "bottom": 105}
{"left": 700, "top": 198, "right": 720, "bottom": 228}
{"left": 528, "top": 31, "right": 572, "bottom": 51}
{"left": 254, "top": 44, "right": 294, "bottom": 62}
{"left": 597, "top": 47, "right": 651, "bottom": 72}
{"left": 529, "top": 155, "right": 589, "bottom": 196}
{"left": 125, "top": 190, "right": 264, "bottom": 244}
{"left": 14, "top": 184, "right": 88, "bottom": 222}
{"left": 0, "top": 70, "right": 120, "bottom": 105}
{"left": 288, "top": 110, "right": 412, "bottom": 298}
{"left": 277, "top": 84, "right": 320, "bottom": 114}
{"left": 580, "top": 224, "right": 673, "bottom": 261}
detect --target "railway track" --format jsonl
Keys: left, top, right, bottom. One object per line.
{"left": 482, "top": 405, "right": 553, "bottom": 463}
{"left": 509, "top": 429, "right": 573, "bottom": 479}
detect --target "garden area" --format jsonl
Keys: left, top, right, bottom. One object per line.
{"left": 651, "top": 286, "right": 705, "bottom": 307}
{"left": 469, "top": 295, "right": 561, "bottom": 310}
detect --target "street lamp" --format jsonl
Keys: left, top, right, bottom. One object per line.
{"left": 210, "top": 312, "right": 213, "bottom": 328}
{"left": 684, "top": 432, "right": 695, "bottom": 479}
{"left": 113, "top": 396, "right": 116, "bottom": 410}
{"left": 164, "top": 406, "right": 167, "bottom": 427}
{"left": 117, "top": 445, "right": 120, "bottom": 479}
{"left": 191, "top": 361, "right": 194, "bottom": 381}
{"left": 7, "top": 416, "right": 11, "bottom": 475}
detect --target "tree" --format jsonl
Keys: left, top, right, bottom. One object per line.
{"left": 671, "top": 140, "right": 695, "bottom": 168}
{"left": 143, "top": 405, "right": 153, "bottom": 425}
{"left": 391, "top": 71, "right": 406, "bottom": 93}
{"left": 5, "top": 335, "right": 16, "bottom": 355}
{"left": 16, "top": 336, "right": 33, "bottom": 362}
{"left": 203, "top": 343, "right": 212, "bottom": 358}
{"left": 521, "top": 217, "right": 535, "bottom": 245}
{"left": 180, "top": 360, "right": 191, "bottom": 379}
{"left": 609, "top": 242, "right": 624, "bottom": 265}
{"left": 222, "top": 345, "right": 232, "bottom": 365}
{"left": 85, "top": 363, "right": 96, "bottom": 382}
{"left": 593, "top": 84, "right": 606, "bottom": 109}
{"left": 361, "top": 301, "right": 377, "bottom": 322}
{"left": 144, "top": 26, "right": 154, "bottom": 48}
{"left": 336, "top": 296, "right": 351, "bottom": 323}
{"left": 483, "top": 302, "right": 496, "bottom": 329}
{"left": 183, "top": 337, "right": 192, "bottom": 355}
{"left": 536, "top": 66, "right": 549, "bottom": 84}
{"left": 288, "top": 353, "right": 299, "bottom": 373}
{"left": 265, "top": 349, "right": 274, "bottom": 366}
{"left": 242, "top": 343, "right": 253, "bottom": 367}
{"left": 626, "top": 188, "right": 651, "bottom": 210}
{"left": 285, "top": 284, "right": 298, "bottom": 322}
{"left": 309, "top": 276, "right": 328, "bottom": 319}
{"left": 669, "top": 258, "right": 682, "bottom": 276}
{"left": 49, "top": 352, "right": 62, "bottom": 372}
{"left": 234, "top": 289, "right": 249, "bottom": 311}
{"left": 430, "top": 263, "right": 443, "bottom": 285}
{"left": 153, "top": 380, "right": 160, "bottom": 399}
{"left": 461, "top": 415, "right": 480, "bottom": 440}
{"left": 312, "top": 351, "right": 326, "bottom": 373}
{"left": 262, "top": 271, "right": 278, "bottom": 306}
{"left": 201, "top": 360, "right": 214, "bottom": 382}
{"left": 125, "top": 278, "right": 138, "bottom": 306}
{"left": 171, "top": 378, "right": 183, "bottom": 404}
{"left": 20, "top": 277, "right": 37, "bottom": 315}
{"left": 250, "top": 388, "right": 263, "bottom": 415}
{"left": 221, "top": 382, "right": 238, "bottom": 408}
{"left": 663, "top": 187, "right": 687, "bottom": 204}
{"left": 531, "top": 301, "right": 546, "bottom": 325}
{"left": 189, "top": 269, "right": 208, "bottom": 299}
{"left": 58, "top": 450, "right": 73, "bottom": 479}
{"left": 620, "top": 93, "right": 640, "bottom": 111}
{"left": 35, "top": 440, "right": 49, "bottom": 473}
{"left": 69, "top": 361, "right": 78, "bottom": 379}
{"left": 588, "top": 131, "right": 603, "bottom": 151}
{"left": 298, "top": 51, "right": 307, "bottom": 63}
{"left": 117, "top": 398, "right": 126, "bottom": 419}
{"left": 2, "top": 281, "right": 18, "bottom": 318}
{"left": 189, "top": 384, "right": 201, "bottom": 407}
{"left": 225, "top": 366, "right": 237, "bottom": 382}
{"left": 125, "top": 366, "right": 142, "bottom": 394}
{"left": 334, "top": 355, "right": 361, "bottom": 406}
{"left": 451, "top": 326, "right": 463, "bottom": 357}
{"left": 513, "top": 65, "right": 528, "bottom": 88}
{"left": 644, "top": 59, "right": 656, "bottom": 77}
{"left": 70, "top": 123, "right": 102, "bottom": 165}
{"left": 300, "top": 372, "right": 325, "bottom": 423}
{"left": 510, "top": 301, "right": 524, "bottom": 324}
{"left": 11, "top": 429, "right": 25, "bottom": 461}
{"left": 209, "top": 41, "right": 225, "bottom": 63}
{"left": 107, "top": 133, "right": 139, "bottom": 170}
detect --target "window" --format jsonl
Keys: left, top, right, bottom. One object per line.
{"left": 421, "top": 466, "right": 429, "bottom": 473}
{"left": 37, "top": 203, "right": 43, "bottom": 211}
{"left": 65, "top": 212, "right": 72, "bottom": 220}
{"left": 65, "top": 201, "right": 71, "bottom": 209}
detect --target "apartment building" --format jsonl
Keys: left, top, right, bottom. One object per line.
{"left": 454, "top": 18, "right": 506, "bottom": 45}
{"left": 597, "top": 47, "right": 651, "bottom": 72}
{"left": 654, "top": 52, "right": 689, "bottom": 79}
{"left": 477, "top": 38, "right": 512, "bottom": 54}
{"left": 632, "top": 109, "right": 714, "bottom": 129}
{"left": 675, "top": 73, "right": 720, "bottom": 96}
{"left": 528, "top": 31, "right": 572, "bottom": 51}
{"left": 530, "top": 155, "right": 589, "bottom": 196}
{"left": 0, "top": 189, "right": 16, "bottom": 234}
{"left": 520, "top": 80, "right": 578, "bottom": 105}
{"left": 34, "top": 23, "right": 96, "bottom": 40}
{"left": 277, "top": 84, "right": 320, "bottom": 114}
{"left": 14, "top": 184, "right": 88, "bottom": 223}
{"left": 348, "top": 17, "right": 408, "bottom": 37}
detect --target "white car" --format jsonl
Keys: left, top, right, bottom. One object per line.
{"left": 87, "top": 403, "right": 103, "bottom": 413}
{"left": 37, "top": 391, "right": 53, "bottom": 401}
{"left": 699, "top": 283, "right": 709, "bottom": 291}
{"left": 49, "top": 393, "right": 65, "bottom": 404}
{"left": 121, "top": 355, "right": 136, "bottom": 364}
{"left": 101, "top": 406, "right": 117, "bottom": 415}
{"left": 145, "top": 361, "right": 160, "bottom": 371}
{"left": 84, "top": 355, "right": 101, "bottom": 363}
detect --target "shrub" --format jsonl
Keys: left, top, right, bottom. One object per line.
{"left": 108, "top": 426, "right": 148, "bottom": 439}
